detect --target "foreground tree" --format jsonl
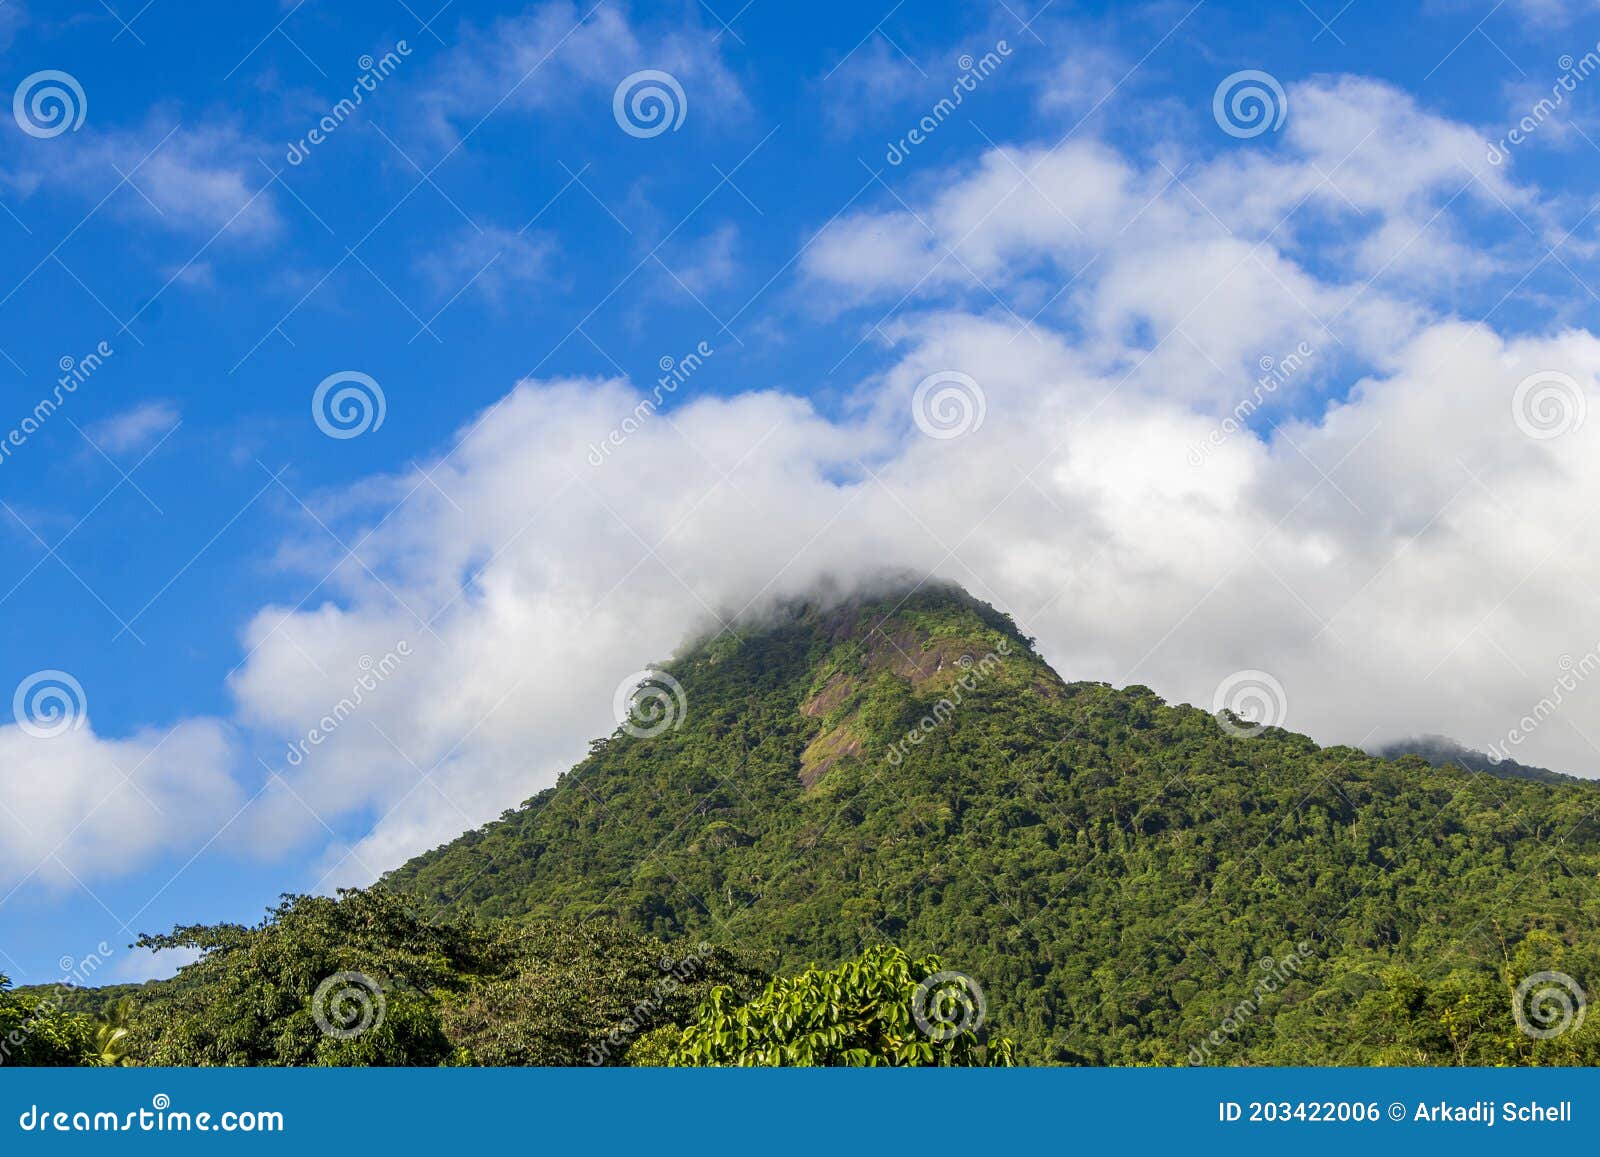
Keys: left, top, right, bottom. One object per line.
{"left": 0, "top": 975, "right": 98, "bottom": 1066}
{"left": 661, "top": 945, "right": 1015, "bottom": 1066}
{"left": 441, "top": 921, "right": 764, "bottom": 1065}
{"left": 124, "top": 888, "right": 480, "bottom": 1066}
{"left": 119, "top": 887, "right": 767, "bottom": 1066}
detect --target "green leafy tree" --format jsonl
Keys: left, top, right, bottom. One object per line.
{"left": 1346, "top": 931, "right": 1600, "bottom": 1066}
{"left": 441, "top": 922, "right": 765, "bottom": 1065}
{"left": 118, "top": 887, "right": 767, "bottom": 1067}
{"left": 124, "top": 888, "right": 496, "bottom": 1066}
{"left": 91, "top": 996, "right": 135, "bottom": 1066}
{"left": 666, "top": 945, "right": 1014, "bottom": 1066}
{"left": 0, "top": 975, "right": 98, "bottom": 1067}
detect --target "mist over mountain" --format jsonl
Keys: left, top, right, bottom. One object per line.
{"left": 1375, "top": 735, "right": 1581, "bottom": 786}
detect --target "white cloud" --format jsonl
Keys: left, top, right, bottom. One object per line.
{"left": 0, "top": 719, "right": 239, "bottom": 888}
{"left": 1505, "top": 0, "right": 1600, "bottom": 25}
{"left": 1, "top": 120, "right": 278, "bottom": 239}
{"left": 417, "top": 225, "right": 556, "bottom": 307}
{"left": 1037, "top": 42, "right": 1127, "bottom": 119}
{"left": 818, "top": 39, "right": 925, "bottom": 135}
{"left": 667, "top": 222, "right": 739, "bottom": 295}
{"left": 111, "top": 944, "right": 202, "bottom": 983}
{"left": 85, "top": 401, "right": 179, "bottom": 455}
{"left": 416, "top": 1, "right": 745, "bottom": 143}
{"left": 209, "top": 307, "right": 1600, "bottom": 887}
{"left": 0, "top": 2, "right": 24, "bottom": 53}
{"left": 802, "top": 75, "right": 1546, "bottom": 405}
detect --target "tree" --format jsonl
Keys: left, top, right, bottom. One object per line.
{"left": 0, "top": 975, "right": 97, "bottom": 1067}
{"left": 440, "top": 922, "right": 765, "bottom": 1065}
{"left": 665, "top": 945, "right": 1015, "bottom": 1066}
{"left": 124, "top": 888, "right": 491, "bottom": 1066}
{"left": 119, "top": 887, "right": 768, "bottom": 1067}
{"left": 91, "top": 996, "right": 134, "bottom": 1066}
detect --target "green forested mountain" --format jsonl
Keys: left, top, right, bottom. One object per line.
{"left": 385, "top": 582, "right": 1600, "bottom": 1064}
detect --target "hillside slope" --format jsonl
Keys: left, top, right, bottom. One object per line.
{"left": 387, "top": 583, "right": 1600, "bottom": 1064}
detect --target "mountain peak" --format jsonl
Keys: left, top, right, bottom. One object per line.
{"left": 654, "top": 579, "right": 1049, "bottom": 789}
{"left": 388, "top": 576, "right": 1600, "bottom": 1064}
{"left": 677, "top": 577, "right": 1034, "bottom": 664}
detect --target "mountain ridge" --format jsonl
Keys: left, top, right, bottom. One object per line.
{"left": 1375, "top": 734, "right": 1582, "bottom": 785}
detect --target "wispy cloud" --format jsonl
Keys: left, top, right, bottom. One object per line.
{"left": 414, "top": 1, "right": 746, "bottom": 145}
{"left": 1, "top": 119, "right": 279, "bottom": 239}
{"left": 416, "top": 225, "right": 557, "bottom": 307}
{"left": 85, "top": 400, "right": 180, "bottom": 455}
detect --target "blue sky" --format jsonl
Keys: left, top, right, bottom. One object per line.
{"left": 5, "top": 0, "right": 1600, "bottom": 985}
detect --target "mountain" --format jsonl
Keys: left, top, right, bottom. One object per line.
{"left": 387, "top": 582, "right": 1600, "bottom": 1064}
{"left": 1376, "top": 734, "right": 1581, "bottom": 785}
